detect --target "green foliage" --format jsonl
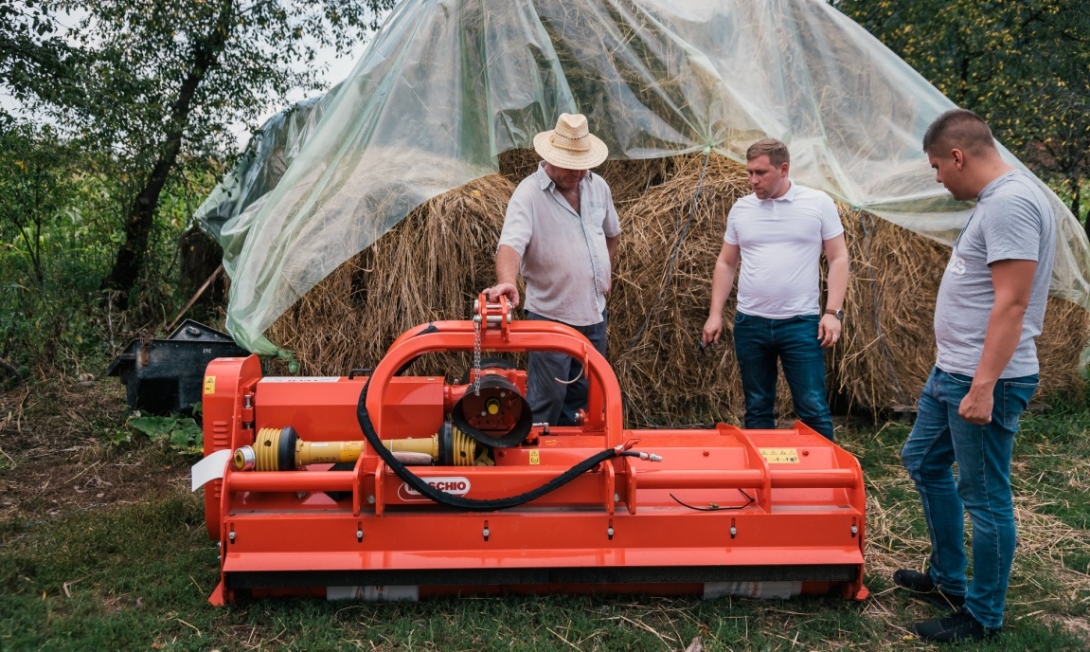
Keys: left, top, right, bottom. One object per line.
{"left": 126, "top": 415, "right": 203, "bottom": 454}
{"left": 1, "top": 0, "right": 398, "bottom": 372}
{"left": 0, "top": 120, "right": 112, "bottom": 376}
{"left": 834, "top": 0, "right": 1090, "bottom": 224}
{"left": 0, "top": 118, "right": 78, "bottom": 284}
{"left": 3, "top": 0, "right": 395, "bottom": 302}
{"left": 0, "top": 115, "right": 223, "bottom": 377}
{"left": 0, "top": 2, "right": 79, "bottom": 110}
{"left": 35, "top": 0, "right": 390, "bottom": 159}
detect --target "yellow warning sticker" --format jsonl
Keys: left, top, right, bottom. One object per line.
{"left": 529, "top": 450, "right": 540, "bottom": 465}
{"left": 758, "top": 448, "right": 799, "bottom": 464}
{"left": 203, "top": 375, "right": 216, "bottom": 395}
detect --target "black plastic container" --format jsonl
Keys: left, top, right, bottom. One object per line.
{"left": 107, "top": 320, "right": 249, "bottom": 415}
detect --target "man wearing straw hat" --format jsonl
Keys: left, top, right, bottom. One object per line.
{"left": 895, "top": 109, "right": 1055, "bottom": 643}
{"left": 485, "top": 113, "right": 619, "bottom": 426}
{"left": 701, "top": 138, "right": 849, "bottom": 442}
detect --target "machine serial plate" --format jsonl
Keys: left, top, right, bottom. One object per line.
{"left": 758, "top": 448, "right": 800, "bottom": 464}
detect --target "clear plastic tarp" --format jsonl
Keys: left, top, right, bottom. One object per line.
{"left": 195, "top": 85, "right": 341, "bottom": 241}
{"left": 198, "top": 0, "right": 1090, "bottom": 355}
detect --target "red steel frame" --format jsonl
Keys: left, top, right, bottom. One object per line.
{"left": 200, "top": 304, "right": 868, "bottom": 605}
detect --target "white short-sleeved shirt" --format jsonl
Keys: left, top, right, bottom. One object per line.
{"left": 497, "top": 162, "right": 620, "bottom": 326}
{"left": 724, "top": 182, "right": 843, "bottom": 319}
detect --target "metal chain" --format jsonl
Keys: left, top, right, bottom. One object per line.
{"left": 472, "top": 318, "right": 482, "bottom": 396}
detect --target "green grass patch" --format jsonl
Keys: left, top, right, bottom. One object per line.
{"left": 1, "top": 414, "right": 1088, "bottom": 651}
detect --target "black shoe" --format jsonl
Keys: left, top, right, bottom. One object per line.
{"left": 912, "top": 609, "right": 1000, "bottom": 643}
{"left": 893, "top": 569, "right": 965, "bottom": 610}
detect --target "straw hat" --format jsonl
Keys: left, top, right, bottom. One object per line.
{"left": 533, "top": 113, "right": 609, "bottom": 170}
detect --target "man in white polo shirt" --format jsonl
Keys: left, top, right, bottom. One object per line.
{"left": 701, "top": 138, "right": 849, "bottom": 440}
{"left": 485, "top": 113, "right": 620, "bottom": 426}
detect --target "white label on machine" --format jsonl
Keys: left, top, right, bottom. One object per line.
{"left": 758, "top": 448, "right": 800, "bottom": 464}
{"left": 397, "top": 477, "right": 472, "bottom": 501}
{"left": 190, "top": 449, "right": 233, "bottom": 492}
{"left": 327, "top": 585, "right": 419, "bottom": 602}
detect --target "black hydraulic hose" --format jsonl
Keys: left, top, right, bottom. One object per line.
{"left": 357, "top": 378, "right": 620, "bottom": 511}
{"left": 355, "top": 326, "right": 627, "bottom": 511}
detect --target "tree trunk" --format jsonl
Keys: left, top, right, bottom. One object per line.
{"left": 102, "top": 142, "right": 184, "bottom": 306}
{"left": 101, "top": 2, "right": 233, "bottom": 307}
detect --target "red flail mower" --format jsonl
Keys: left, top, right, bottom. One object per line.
{"left": 193, "top": 296, "right": 868, "bottom": 605}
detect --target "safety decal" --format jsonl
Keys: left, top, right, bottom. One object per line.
{"left": 758, "top": 448, "right": 799, "bottom": 464}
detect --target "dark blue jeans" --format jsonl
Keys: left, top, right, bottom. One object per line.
{"left": 901, "top": 367, "right": 1038, "bottom": 630}
{"left": 525, "top": 311, "right": 608, "bottom": 426}
{"left": 732, "top": 312, "right": 834, "bottom": 440}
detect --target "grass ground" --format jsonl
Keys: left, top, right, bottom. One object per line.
{"left": 1, "top": 380, "right": 1087, "bottom": 651}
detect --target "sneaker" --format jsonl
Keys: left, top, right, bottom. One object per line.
{"left": 893, "top": 569, "right": 965, "bottom": 610}
{"left": 912, "top": 609, "right": 1000, "bottom": 643}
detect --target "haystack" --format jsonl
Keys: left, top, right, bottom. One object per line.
{"left": 266, "top": 175, "right": 514, "bottom": 378}
{"left": 268, "top": 152, "right": 1089, "bottom": 426}
{"left": 839, "top": 211, "right": 1089, "bottom": 410}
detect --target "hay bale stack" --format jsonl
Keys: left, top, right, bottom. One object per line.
{"left": 267, "top": 175, "right": 516, "bottom": 377}
{"left": 838, "top": 211, "right": 947, "bottom": 411}
{"left": 268, "top": 151, "right": 1089, "bottom": 425}
{"left": 1036, "top": 298, "right": 1089, "bottom": 401}
{"left": 498, "top": 149, "right": 676, "bottom": 204}
{"left": 838, "top": 213, "right": 1089, "bottom": 410}
{"left": 609, "top": 153, "right": 754, "bottom": 424}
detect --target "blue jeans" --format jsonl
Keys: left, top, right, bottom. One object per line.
{"left": 525, "top": 311, "right": 608, "bottom": 426}
{"left": 901, "top": 367, "right": 1038, "bottom": 630}
{"left": 732, "top": 312, "right": 834, "bottom": 440}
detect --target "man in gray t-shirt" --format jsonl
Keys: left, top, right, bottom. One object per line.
{"left": 894, "top": 109, "right": 1056, "bottom": 644}
{"left": 934, "top": 173, "right": 1055, "bottom": 378}
{"left": 485, "top": 114, "right": 620, "bottom": 426}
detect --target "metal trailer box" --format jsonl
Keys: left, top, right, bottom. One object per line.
{"left": 107, "top": 319, "right": 248, "bottom": 415}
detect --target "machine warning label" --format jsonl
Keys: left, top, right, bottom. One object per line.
{"left": 203, "top": 376, "right": 216, "bottom": 395}
{"left": 758, "top": 448, "right": 800, "bottom": 464}
{"left": 398, "top": 477, "right": 472, "bottom": 501}
{"left": 529, "top": 450, "right": 540, "bottom": 465}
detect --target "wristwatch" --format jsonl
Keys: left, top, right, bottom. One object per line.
{"left": 825, "top": 308, "right": 844, "bottom": 321}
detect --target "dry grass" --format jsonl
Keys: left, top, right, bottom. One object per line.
{"left": 840, "top": 210, "right": 1089, "bottom": 411}
{"left": 268, "top": 152, "right": 1089, "bottom": 426}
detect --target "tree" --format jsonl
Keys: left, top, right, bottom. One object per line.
{"left": 14, "top": 0, "right": 396, "bottom": 306}
{"left": 834, "top": 0, "right": 1090, "bottom": 233}
{"left": 0, "top": 117, "right": 76, "bottom": 285}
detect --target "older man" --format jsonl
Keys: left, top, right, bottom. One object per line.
{"left": 485, "top": 113, "right": 619, "bottom": 426}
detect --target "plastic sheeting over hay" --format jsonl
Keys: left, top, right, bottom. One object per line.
{"left": 199, "top": 0, "right": 1090, "bottom": 356}
{"left": 271, "top": 153, "right": 1087, "bottom": 425}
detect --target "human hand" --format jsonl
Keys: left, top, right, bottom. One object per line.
{"left": 817, "top": 314, "right": 841, "bottom": 348}
{"left": 958, "top": 385, "right": 994, "bottom": 425}
{"left": 702, "top": 314, "right": 723, "bottom": 347}
{"left": 485, "top": 282, "right": 520, "bottom": 308}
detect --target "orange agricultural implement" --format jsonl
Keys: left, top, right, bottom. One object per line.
{"left": 193, "top": 296, "right": 868, "bottom": 605}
